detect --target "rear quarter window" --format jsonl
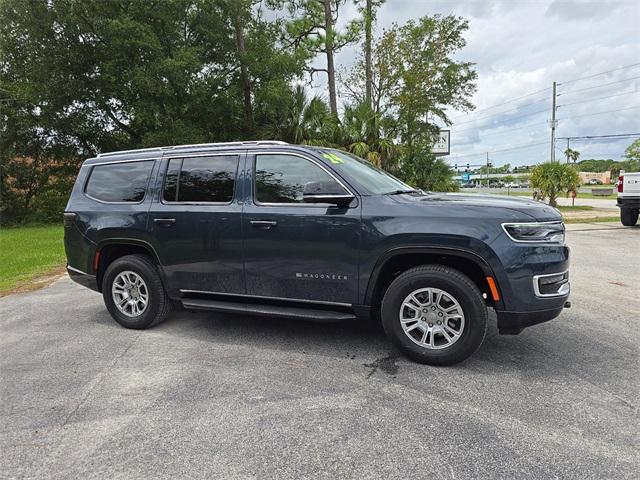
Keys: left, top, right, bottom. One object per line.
{"left": 85, "top": 161, "right": 154, "bottom": 203}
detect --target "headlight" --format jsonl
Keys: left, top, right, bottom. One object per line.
{"left": 502, "top": 221, "right": 565, "bottom": 243}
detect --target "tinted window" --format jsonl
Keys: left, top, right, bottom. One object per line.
{"left": 255, "top": 154, "right": 343, "bottom": 203}
{"left": 163, "top": 155, "right": 238, "bottom": 203}
{"left": 85, "top": 161, "right": 154, "bottom": 203}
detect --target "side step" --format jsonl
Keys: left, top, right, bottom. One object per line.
{"left": 181, "top": 298, "right": 356, "bottom": 322}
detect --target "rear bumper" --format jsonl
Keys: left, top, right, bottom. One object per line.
{"left": 617, "top": 197, "right": 640, "bottom": 208}
{"left": 67, "top": 266, "right": 99, "bottom": 292}
{"left": 496, "top": 304, "right": 567, "bottom": 335}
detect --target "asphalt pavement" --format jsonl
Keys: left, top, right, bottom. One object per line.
{"left": 1, "top": 223, "right": 638, "bottom": 479}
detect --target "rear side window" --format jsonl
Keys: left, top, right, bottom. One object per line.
{"left": 85, "top": 161, "right": 154, "bottom": 203}
{"left": 163, "top": 155, "right": 238, "bottom": 203}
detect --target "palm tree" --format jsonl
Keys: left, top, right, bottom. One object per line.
{"left": 530, "top": 162, "right": 580, "bottom": 207}
{"left": 332, "top": 102, "right": 399, "bottom": 167}
{"left": 260, "top": 85, "right": 331, "bottom": 144}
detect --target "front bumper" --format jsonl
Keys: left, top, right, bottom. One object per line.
{"left": 67, "top": 265, "right": 99, "bottom": 292}
{"left": 497, "top": 304, "right": 568, "bottom": 335}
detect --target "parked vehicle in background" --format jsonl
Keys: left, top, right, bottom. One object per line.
{"left": 617, "top": 172, "right": 640, "bottom": 226}
{"left": 64, "top": 141, "right": 570, "bottom": 366}
{"left": 507, "top": 182, "right": 521, "bottom": 189}
{"left": 588, "top": 178, "right": 603, "bottom": 185}
{"left": 461, "top": 182, "right": 475, "bottom": 188}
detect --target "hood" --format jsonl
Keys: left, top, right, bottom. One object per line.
{"left": 388, "top": 192, "right": 562, "bottom": 222}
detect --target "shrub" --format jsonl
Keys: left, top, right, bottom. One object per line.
{"left": 530, "top": 162, "right": 580, "bottom": 207}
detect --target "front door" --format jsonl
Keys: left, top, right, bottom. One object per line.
{"left": 242, "top": 152, "right": 361, "bottom": 305}
{"left": 149, "top": 151, "right": 245, "bottom": 295}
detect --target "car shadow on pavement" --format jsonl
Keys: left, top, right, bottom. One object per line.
{"left": 88, "top": 300, "right": 619, "bottom": 378}
{"left": 87, "top": 305, "right": 533, "bottom": 370}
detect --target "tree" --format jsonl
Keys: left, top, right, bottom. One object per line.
{"left": 373, "top": 15, "right": 476, "bottom": 146}
{"left": 356, "top": 0, "right": 385, "bottom": 110}
{"left": 624, "top": 138, "right": 640, "bottom": 162}
{"left": 284, "top": 0, "right": 361, "bottom": 116}
{"left": 0, "top": 0, "right": 305, "bottom": 223}
{"left": 260, "top": 85, "right": 331, "bottom": 144}
{"left": 564, "top": 148, "right": 580, "bottom": 163}
{"left": 530, "top": 162, "right": 580, "bottom": 207}
{"left": 400, "top": 148, "right": 459, "bottom": 192}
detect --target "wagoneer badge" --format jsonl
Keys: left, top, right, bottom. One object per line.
{"left": 296, "top": 272, "right": 349, "bottom": 281}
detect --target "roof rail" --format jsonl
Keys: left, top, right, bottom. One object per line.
{"left": 97, "top": 140, "right": 289, "bottom": 158}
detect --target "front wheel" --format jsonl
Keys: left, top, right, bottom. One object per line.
{"left": 102, "top": 254, "right": 171, "bottom": 329}
{"left": 620, "top": 208, "right": 639, "bottom": 226}
{"left": 381, "top": 265, "right": 487, "bottom": 366}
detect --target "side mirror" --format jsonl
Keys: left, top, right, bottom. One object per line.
{"left": 302, "top": 181, "right": 354, "bottom": 206}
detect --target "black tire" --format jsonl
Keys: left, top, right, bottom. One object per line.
{"left": 620, "top": 208, "right": 639, "bottom": 226}
{"left": 102, "top": 254, "right": 171, "bottom": 329}
{"left": 380, "top": 265, "right": 487, "bottom": 366}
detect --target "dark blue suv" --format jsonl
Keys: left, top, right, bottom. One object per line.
{"left": 64, "top": 141, "right": 570, "bottom": 365}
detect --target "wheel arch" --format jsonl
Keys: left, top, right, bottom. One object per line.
{"left": 365, "top": 246, "right": 504, "bottom": 312}
{"left": 94, "top": 239, "right": 164, "bottom": 292}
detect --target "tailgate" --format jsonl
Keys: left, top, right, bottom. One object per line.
{"left": 620, "top": 173, "right": 640, "bottom": 196}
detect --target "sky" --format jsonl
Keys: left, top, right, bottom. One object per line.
{"left": 309, "top": 0, "right": 640, "bottom": 168}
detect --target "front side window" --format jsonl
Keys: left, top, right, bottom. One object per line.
{"left": 163, "top": 155, "right": 238, "bottom": 203}
{"left": 85, "top": 160, "right": 154, "bottom": 203}
{"left": 255, "top": 154, "right": 344, "bottom": 203}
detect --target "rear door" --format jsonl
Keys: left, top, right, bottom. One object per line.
{"left": 148, "top": 151, "right": 245, "bottom": 295}
{"left": 242, "top": 151, "right": 361, "bottom": 305}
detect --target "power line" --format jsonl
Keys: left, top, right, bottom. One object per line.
{"left": 557, "top": 105, "right": 640, "bottom": 121}
{"left": 557, "top": 75, "right": 640, "bottom": 96}
{"left": 556, "top": 133, "right": 640, "bottom": 140}
{"left": 557, "top": 90, "right": 638, "bottom": 108}
{"left": 449, "top": 87, "right": 549, "bottom": 121}
{"left": 558, "top": 63, "right": 640, "bottom": 86}
{"left": 449, "top": 140, "right": 549, "bottom": 160}
{"left": 453, "top": 97, "right": 549, "bottom": 126}
{"left": 456, "top": 120, "right": 547, "bottom": 137}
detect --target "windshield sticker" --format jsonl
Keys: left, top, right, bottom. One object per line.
{"left": 322, "top": 152, "right": 345, "bottom": 164}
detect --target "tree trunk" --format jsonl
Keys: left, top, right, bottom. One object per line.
{"left": 233, "top": 12, "right": 253, "bottom": 132}
{"left": 322, "top": 0, "right": 338, "bottom": 117}
{"left": 364, "top": 0, "right": 373, "bottom": 110}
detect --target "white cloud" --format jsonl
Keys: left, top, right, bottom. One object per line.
{"left": 311, "top": 0, "right": 640, "bottom": 166}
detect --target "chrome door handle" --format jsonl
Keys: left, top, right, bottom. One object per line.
{"left": 250, "top": 220, "right": 277, "bottom": 229}
{"left": 153, "top": 218, "right": 176, "bottom": 226}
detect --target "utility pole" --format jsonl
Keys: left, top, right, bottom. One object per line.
{"left": 486, "top": 152, "right": 492, "bottom": 187}
{"left": 550, "top": 81, "right": 557, "bottom": 162}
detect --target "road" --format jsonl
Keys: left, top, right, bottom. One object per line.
{"left": 1, "top": 223, "right": 638, "bottom": 479}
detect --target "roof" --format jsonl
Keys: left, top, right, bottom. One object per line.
{"left": 88, "top": 140, "right": 297, "bottom": 163}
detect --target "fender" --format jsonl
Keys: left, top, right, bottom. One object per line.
{"left": 363, "top": 245, "right": 504, "bottom": 308}
{"left": 93, "top": 238, "right": 169, "bottom": 293}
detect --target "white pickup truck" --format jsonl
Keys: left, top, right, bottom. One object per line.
{"left": 617, "top": 171, "right": 640, "bottom": 226}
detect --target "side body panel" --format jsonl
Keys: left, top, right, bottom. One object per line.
{"left": 146, "top": 151, "right": 246, "bottom": 296}
{"left": 241, "top": 150, "right": 361, "bottom": 304}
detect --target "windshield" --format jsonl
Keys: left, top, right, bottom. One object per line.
{"left": 316, "top": 149, "right": 414, "bottom": 195}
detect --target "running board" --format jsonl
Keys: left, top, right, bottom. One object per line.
{"left": 181, "top": 298, "right": 356, "bottom": 322}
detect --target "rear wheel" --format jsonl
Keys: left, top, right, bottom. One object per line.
{"left": 620, "top": 208, "right": 638, "bottom": 226}
{"left": 381, "top": 265, "right": 487, "bottom": 366}
{"left": 102, "top": 254, "right": 171, "bottom": 329}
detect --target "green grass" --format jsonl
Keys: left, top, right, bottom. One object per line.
{"left": 497, "top": 190, "right": 617, "bottom": 199}
{"left": 0, "top": 225, "right": 65, "bottom": 292}
{"left": 563, "top": 216, "right": 620, "bottom": 224}
{"left": 555, "top": 205, "right": 594, "bottom": 211}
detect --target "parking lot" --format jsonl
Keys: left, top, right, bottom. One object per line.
{"left": 1, "top": 223, "right": 638, "bottom": 479}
